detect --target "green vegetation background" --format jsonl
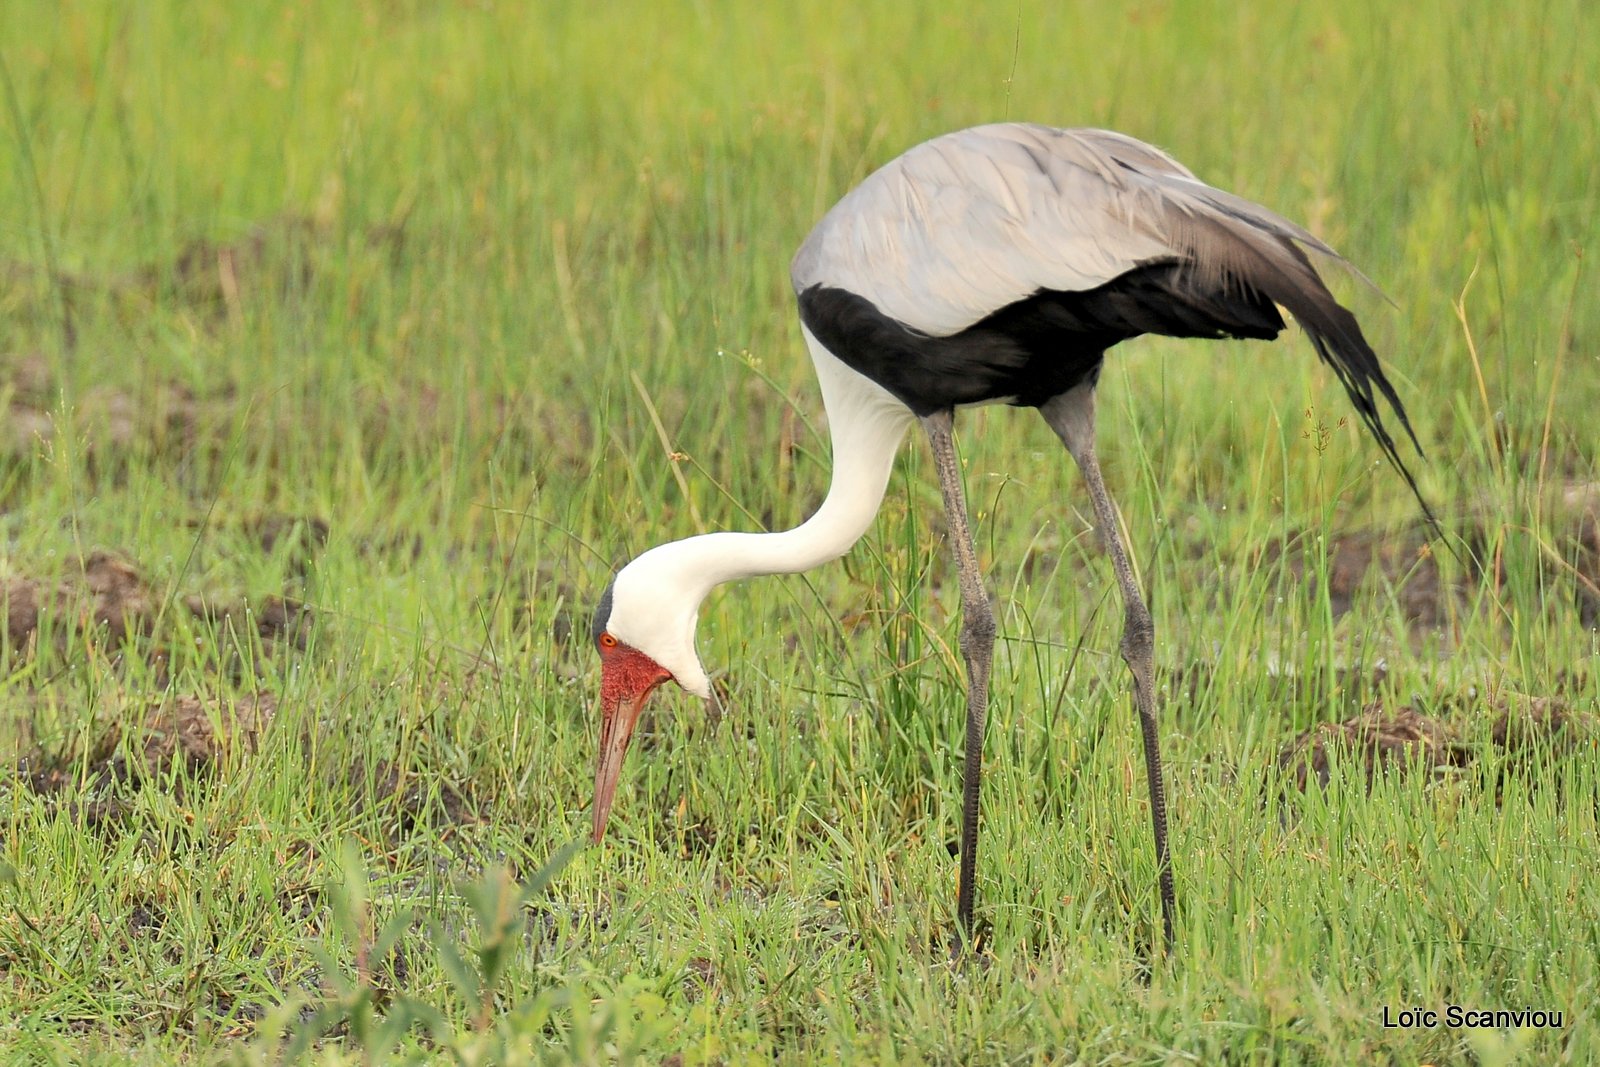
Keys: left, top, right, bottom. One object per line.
{"left": 0, "top": 1, "right": 1595, "bottom": 1062}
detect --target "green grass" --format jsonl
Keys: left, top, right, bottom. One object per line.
{"left": 1, "top": 0, "right": 1597, "bottom": 1062}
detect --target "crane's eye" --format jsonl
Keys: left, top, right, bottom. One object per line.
{"left": 599, "top": 632, "right": 618, "bottom": 650}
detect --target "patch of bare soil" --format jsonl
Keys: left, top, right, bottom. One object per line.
{"left": 4, "top": 550, "right": 158, "bottom": 649}
{"left": 652, "top": 795, "right": 722, "bottom": 861}
{"left": 183, "top": 592, "right": 315, "bottom": 651}
{"left": 2, "top": 548, "right": 342, "bottom": 831}
{"left": 3, "top": 213, "right": 608, "bottom": 484}
{"left": 155, "top": 220, "right": 318, "bottom": 314}
{"left": 1263, "top": 527, "right": 1452, "bottom": 630}
{"left": 2, "top": 214, "right": 409, "bottom": 463}
{"left": 0, "top": 351, "right": 209, "bottom": 459}
{"left": 1277, "top": 690, "right": 1591, "bottom": 795}
{"left": 17, "top": 692, "right": 277, "bottom": 828}
{"left": 1266, "top": 480, "right": 1600, "bottom": 631}
{"left": 3, "top": 550, "right": 315, "bottom": 660}
{"left": 1511, "top": 698, "right": 1577, "bottom": 765}
{"left": 1277, "top": 704, "right": 1469, "bottom": 791}
{"left": 15, "top": 689, "right": 478, "bottom": 839}
{"left": 137, "top": 693, "right": 278, "bottom": 768}
{"left": 348, "top": 756, "right": 477, "bottom": 837}
{"left": 243, "top": 514, "right": 330, "bottom": 577}
{"left": 7, "top": 213, "right": 406, "bottom": 330}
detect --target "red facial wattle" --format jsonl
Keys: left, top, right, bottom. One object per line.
{"left": 592, "top": 635, "right": 671, "bottom": 842}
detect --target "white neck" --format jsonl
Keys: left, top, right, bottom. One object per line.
{"left": 606, "top": 333, "right": 914, "bottom": 696}
{"left": 657, "top": 333, "right": 914, "bottom": 589}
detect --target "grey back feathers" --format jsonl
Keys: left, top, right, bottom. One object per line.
{"left": 791, "top": 122, "right": 1435, "bottom": 527}
{"left": 791, "top": 124, "right": 1341, "bottom": 335}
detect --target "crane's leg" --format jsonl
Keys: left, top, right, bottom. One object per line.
{"left": 921, "top": 409, "right": 996, "bottom": 953}
{"left": 1039, "top": 384, "right": 1177, "bottom": 955}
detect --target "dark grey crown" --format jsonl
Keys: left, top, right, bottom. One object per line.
{"left": 591, "top": 577, "right": 616, "bottom": 646}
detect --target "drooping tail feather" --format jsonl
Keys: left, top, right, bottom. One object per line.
{"left": 1253, "top": 244, "right": 1445, "bottom": 541}
{"left": 1169, "top": 200, "right": 1446, "bottom": 541}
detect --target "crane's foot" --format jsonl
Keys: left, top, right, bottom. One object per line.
{"left": 1129, "top": 913, "right": 1180, "bottom": 985}
{"left": 941, "top": 919, "right": 992, "bottom": 966}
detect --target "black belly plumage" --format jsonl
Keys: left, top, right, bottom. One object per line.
{"left": 796, "top": 262, "right": 1286, "bottom": 416}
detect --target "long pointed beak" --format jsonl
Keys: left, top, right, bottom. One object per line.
{"left": 592, "top": 687, "right": 650, "bottom": 843}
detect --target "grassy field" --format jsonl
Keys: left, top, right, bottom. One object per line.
{"left": 1, "top": 0, "right": 1597, "bottom": 1062}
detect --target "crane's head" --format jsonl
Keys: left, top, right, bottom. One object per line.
{"left": 589, "top": 545, "right": 713, "bottom": 843}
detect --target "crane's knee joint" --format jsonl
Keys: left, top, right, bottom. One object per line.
{"left": 960, "top": 600, "right": 997, "bottom": 655}
{"left": 1119, "top": 604, "right": 1154, "bottom": 664}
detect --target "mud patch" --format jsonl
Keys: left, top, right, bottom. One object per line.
{"left": 681, "top": 956, "right": 717, "bottom": 1000}
{"left": 7, "top": 214, "right": 406, "bottom": 331}
{"left": 3, "top": 550, "right": 315, "bottom": 659}
{"left": 4, "top": 550, "right": 158, "bottom": 649}
{"left": 17, "top": 753, "right": 134, "bottom": 828}
{"left": 1264, "top": 529, "right": 1449, "bottom": 629}
{"left": 154, "top": 220, "right": 318, "bottom": 315}
{"left": 1490, "top": 696, "right": 1583, "bottom": 763}
{"left": 1278, "top": 690, "right": 1592, "bottom": 795}
{"left": 1262, "top": 480, "right": 1600, "bottom": 631}
{"left": 136, "top": 693, "right": 278, "bottom": 769}
{"left": 184, "top": 592, "right": 315, "bottom": 651}
{"left": 16, "top": 692, "right": 276, "bottom": 828}
{"left": 3, "top": 548, "right": 320, "bottom": 830}
{"left": 1, "top": 351, "right": 207, "bottom": 459}
{"left": 15, "top": 693, "right": 480, "bottom": 840}
{"left": 1277, "top": 705, "right": 1469, "bottom": 791}
{"left": 351, "top": 757, "right": 477, "bottom": 837}
{"left": 650, "top": 792, "right": 724, "bottom": 861}
{"left": 243, "top": 514, "right": 330, "bottom": 577}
